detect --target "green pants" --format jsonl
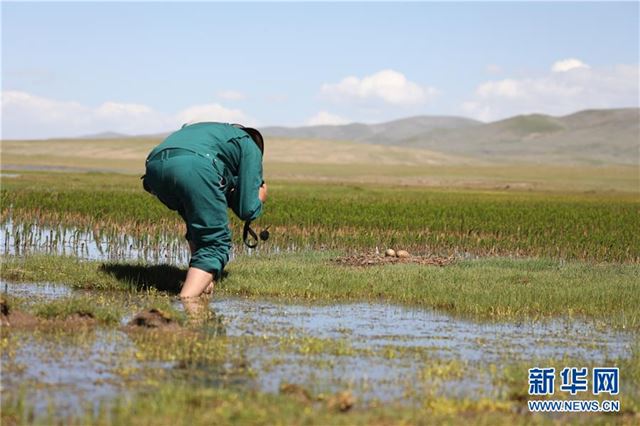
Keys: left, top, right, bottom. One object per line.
{"left": 145, "top": 150, "right": 231, "bottom": 277}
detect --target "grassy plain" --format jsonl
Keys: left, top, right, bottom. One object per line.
{"left": 2, "top": 136, "right": 638, "bottom": 191}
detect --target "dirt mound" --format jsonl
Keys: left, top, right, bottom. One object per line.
{"left": 280, "top": 383, "right": 313, "bottom": 403}
{"left": 127, "top": 309, "right": 180, "bottom": 330}
{"left": 1, "top": 297, "right": 39, "bottom": 328}
{"left": 63, "top": 312, "right": 97, "bottom": 327}
{"left": 333, "top": 252, "right": 455, "bottom": 267}
{"left": 327, "top": 391, "right": 355, "bottom": 412}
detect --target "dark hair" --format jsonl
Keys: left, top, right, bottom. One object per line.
{"left": 231, "top": 124, "right": 264, "bottom": 154}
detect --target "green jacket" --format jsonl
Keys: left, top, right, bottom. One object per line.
{"left": 148, "top": 122, "right": 264, "bottom": 221}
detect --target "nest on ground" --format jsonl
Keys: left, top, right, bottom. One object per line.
{"left": 333, "top": 252, "right": 455, "bottom": 267}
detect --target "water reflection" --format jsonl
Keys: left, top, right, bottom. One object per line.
{"left": 1, "top": 219, "right": 299, "bottom": 264}
{"left": 2, "top": 218, "right": 189, "bottom": 264}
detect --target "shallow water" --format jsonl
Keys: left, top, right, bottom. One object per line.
{"left": 207, "top": 298, "right": 634, "bottom": 403}
{"left": 3, "top": 281, "right": 73, "bottom": 300}
{"left": 1, "top": 218, "right": 190, "bottom": 265}
{"left": 210, "top": 298, "right": 633, "bottom": 362}
{"left": 2, "top": 280, "right": 635, "bottom": 417}
{"left": 1, "top": 219, "right": 297, "bottom": 264}
{"left": 2, "top": 330, "right": 140, "bottom": 417}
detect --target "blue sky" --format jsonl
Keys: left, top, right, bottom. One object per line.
{"left": 2, "top": 1, "right": 639, "bottom": 138}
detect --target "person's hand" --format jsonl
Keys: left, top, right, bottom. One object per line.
{"left": 259, "top": 182, "right": 268, "bottom": 203}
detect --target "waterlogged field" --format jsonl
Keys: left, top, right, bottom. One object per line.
{"left": 1, "top": 170, "right": 640, "bottom": 425}
{"left": 2, "top": 171, "right": 639, "bottom": 262}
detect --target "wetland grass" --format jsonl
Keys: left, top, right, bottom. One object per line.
{"left": 2, "top": 278, "right": 638, "bottom": 425}
{"left": 1, "top": 293, "right": 185, "bottom": 329}
{"left": 3, "top": 253, "right": 639, "bottom": 330}
{"left": 0, "top": 384, "right": 497, "bottom": 426}
{"left": 33, "top": 297, "right": 122, "bottom": 325}
{"left": 2, "top": 171, "right": 638, "bottom": 262}
{"left": 3, "top": 372, "right": 637, "bottom": 425}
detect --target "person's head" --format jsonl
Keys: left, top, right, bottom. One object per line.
{"left": 231, "top": 124, "right": 264, "bottom": 154}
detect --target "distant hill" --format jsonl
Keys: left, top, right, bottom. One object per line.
{"left": 263, "top": 115, "right": 481, "bottom": 144}
{"left": 400, "top": 108, "right": 640, "bottom": 165}
{"left": 2, "top": 109, "right": 637, "bottom": 190}
{"left": 36, "top": 108, "right": 640, "bottom": 166}
{"left": 79, "top": 131, "right": 130, "bottom": 139}
{"left": 263, "top": 109, "right": 639, "bottom": 165}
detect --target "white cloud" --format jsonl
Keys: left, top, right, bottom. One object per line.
{"left": 552, "top": 58, "right": 590, "bottom": 73}
{"left": 321, "top": 69, "right": 437, "bottom": 106}
{"left": 1, "top": 91, "right": 168, "bottom": 138}
{"left": 462, "top": 62, "right": 639, "bottom": 121}
{"left": 217, "top": 90, "right": 246, "bottom": 101}
{"left": 306, "top": 111, "right": 350, "bottom": 126}
{"left": 0, "top": 91, "right": 252, "bottom": 139}
{"left": 175, "top": 103, "right": 251, "bottom": 126}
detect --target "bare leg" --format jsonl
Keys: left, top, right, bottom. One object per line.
{"left": 180, "top": 241, "right": 213, "bottom": 320}
{"left": 186, "top": 240, "right": 213, "bottom": 295}
{"left": 180, "top": 264, "right": 215, "bottom": 322}
{"left": 180, "top": 267, "right": 214, "bottom": 298}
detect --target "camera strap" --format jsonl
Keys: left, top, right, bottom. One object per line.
{"left": 243, "top": 221, "right": 270, "bottom": 248}
{"left": 243, "top": 221, "right": 259, "bottom": 248}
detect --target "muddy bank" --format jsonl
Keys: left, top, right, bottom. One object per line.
{"left": 1, "top": 297, "right": 38, "bottom": 328}
{"left": 1, "top": 297, "right": 99, "bottom": 329}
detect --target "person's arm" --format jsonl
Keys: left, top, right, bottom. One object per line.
{"left": 231, "top": 138, "right": 264, "bottom": 221}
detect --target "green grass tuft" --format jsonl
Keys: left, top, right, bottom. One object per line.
{"left": 33, "top": 297, "right": 122, "bottom": 325}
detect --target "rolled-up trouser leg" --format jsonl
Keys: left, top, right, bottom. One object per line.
{"left": 145, "top": 154, "right": 231, "bottom": 278}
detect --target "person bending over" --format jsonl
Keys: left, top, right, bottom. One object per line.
{"left": 143, "top": 122, "right": 267, "bottom": 299}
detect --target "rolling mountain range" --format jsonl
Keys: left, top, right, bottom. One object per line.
{"left": 262, "top": 108, "right": 639, "bottom": 165}
{"left": 263, "top": 116, "right": 481, "bottom": 144}
{"left": 73, "top": 108, "right": 638, "bottom": 166}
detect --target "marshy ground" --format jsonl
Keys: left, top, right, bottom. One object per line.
{"left": 1, "top": 170, "right": 639, "bottom": 424}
